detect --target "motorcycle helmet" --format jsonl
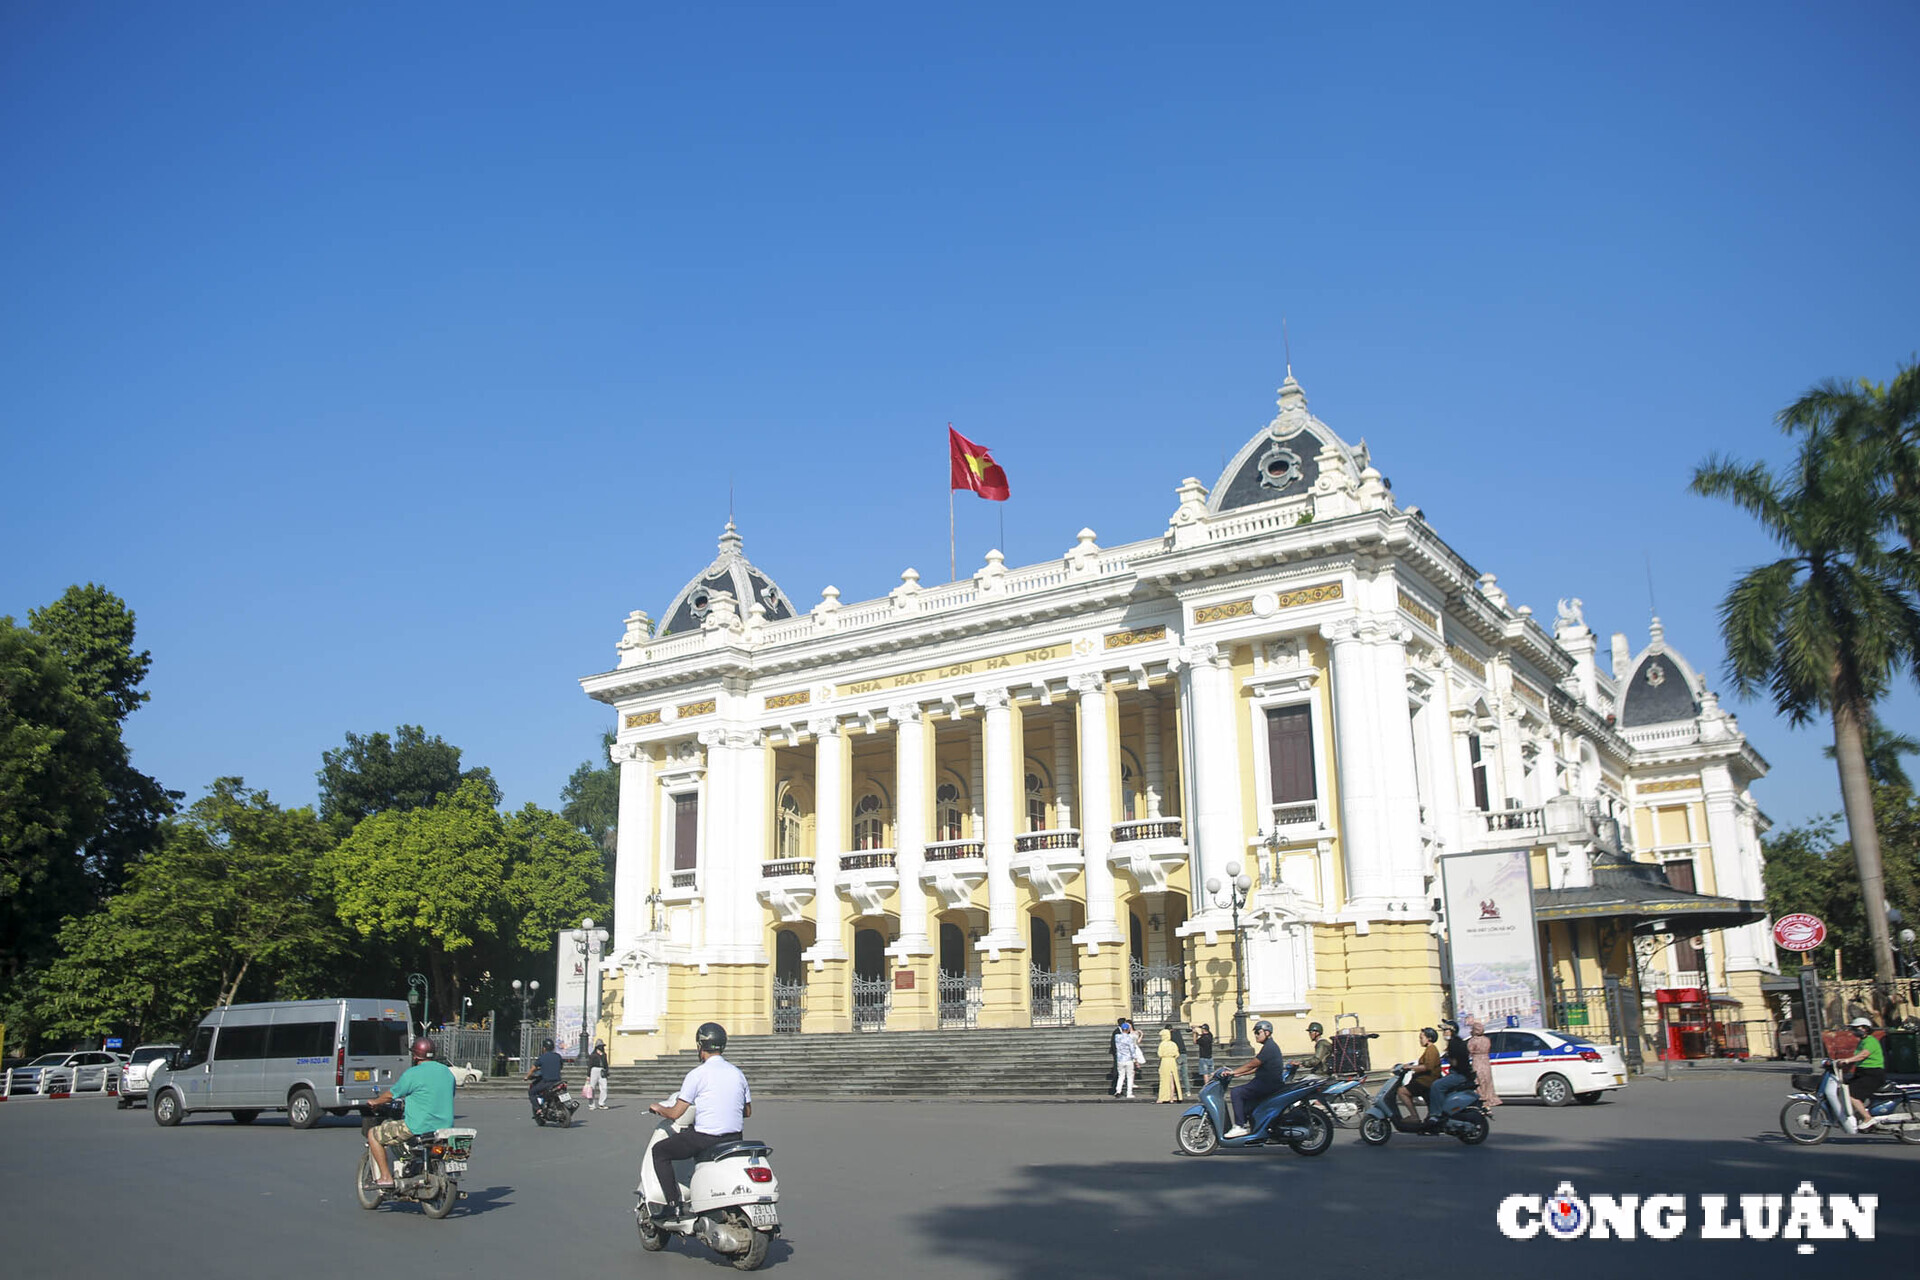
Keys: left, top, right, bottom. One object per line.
{"left": 1306, "top": 1022, "right": 1324, "bottom": 1035}
{"left": 1252, "top": 1019, "right": 1274, "bottom": 1035}
{"left": 695, "top": 1022, "right": 728, "bottom": 1054}
{"left": 542, "top": 1038, "right": 556, "bottom": 1051}
{"left": 1849, "top": 1017, "right": 1874, "bottom": 1028}
{"left": 410, "top": 1036, "right": 436, "bottom": 1061}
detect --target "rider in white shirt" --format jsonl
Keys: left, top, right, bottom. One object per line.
{"left": 646, "top": 1022, "right": 752, "bottom": 1220}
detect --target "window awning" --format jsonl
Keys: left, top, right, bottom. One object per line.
{"left": 1533, "top": 850, "right": 1766, "bottom": 935}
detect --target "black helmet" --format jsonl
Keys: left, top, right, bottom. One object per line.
{"left": 1252, "top": 1019, "right": 1274, "bottom": 1035}
{"left": 410, "top": 1036, "right": 436, "bottom": 1061}
{"left": 1306, "top": 1021, "right": 1324, "bottom": 1035}
{"left": 695, "top": 1022, "right": 728, "bottom": 1054}
{"left": 542, "top": 1038, "right": 555, "bottom": 1051}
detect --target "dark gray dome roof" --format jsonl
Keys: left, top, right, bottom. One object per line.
{"left": 1617, "top": 620, "right": 1705, "bottom": 727}
{"left": 660, "top": 522, "right": 796, "bottom": 636}
{"left": 1209, "top": 375, "right": 1363, "bottom": 513}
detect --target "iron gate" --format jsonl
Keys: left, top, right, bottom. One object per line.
{"left": 938, "top": 973, "right": 983, "bottom": 1028}
{"left": 1030, "top": 966, "right": 1080, "bottom": 1027}
{"left": 1130, "top": 960, "right": 1183, "bottom": 1023}
{"left": 517, "top": 1021, "right": 556, "bottom": 1072}
{"left": 434, "top": 1025, "right": 498, "bottom": 1074}
{"left": 853, "top": 975, "right": 891, "bottom": 1032}
{"left": 772, "top": 979, "right": 805, "bottom": 1034}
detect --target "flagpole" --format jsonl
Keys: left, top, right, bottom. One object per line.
{"left": 947, "top": 423, "right": 957, "bottom": 583}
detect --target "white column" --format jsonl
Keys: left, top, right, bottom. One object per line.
{"left": 1181, "top": 644, "right": 1243, "bottom": 923}
{"left": 968, "top": 720, "right": 984, "bottom": 838}
{"left": 1050, "top": 710, "right": 1075, "bottom": 832}
{"left": 698, "top": 728, "right": 734, "bottom": 950}
{"left": 805, "top": 718, "right": 848, "bottom": 962}
{"left": 1701, "top": 762, "right": 1762, "bottom": 971}
{"left": 1142, "top": 693, "right": 1164, "bottom": 819}
{"left": 727, "top": 730, "right": 769, "bottom": 959}
{"left": 1370, "top": 628, "right": 1426, "bottom": 904}
{"left": 1324, "top": 619, "right": 1387, "bottom": 908}
{"left": 1073, "top": 672, "right": 1123, "bottom": 946}
{"left": 611, "top": 743, "right": 655, "bottom": 958}
{"left": 890, "top": 703, "right": 932, "bottom": 956}
{"left": 978, "top": 688, "right": 1021, "bottom": 950}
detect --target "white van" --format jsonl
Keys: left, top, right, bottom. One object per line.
{"left": 148, "top": 998, "right": 414, "bottom": 1128}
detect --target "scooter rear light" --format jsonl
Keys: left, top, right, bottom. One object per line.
{"left": 746, "top": 1167, "right": 773, "bottom": 1183}
{"left": 1578, "top": 1050, "right": 1602, "bottom": 1062}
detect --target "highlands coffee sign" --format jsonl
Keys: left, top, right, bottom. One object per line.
{"left": 1773, "top": 914, "right": 1827, "bottom": 952}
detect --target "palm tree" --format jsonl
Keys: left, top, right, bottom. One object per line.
{"left": 1777, "top": 362, "right": 1920, "bottom": 557}
{"left": 1693, "top": 415, "right": 1920, "bottom": 987}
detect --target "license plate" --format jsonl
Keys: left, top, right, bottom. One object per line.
{"left": 353, "top": 1070, "right": 371, "bottom": 1081}
{"left": 1613, "top": 1075, "right": 1625, "bottom": 1085}
{"left": 747, "top": 1203, "right": 777, "bottom": 1227}
{"left": 442, "top": 1161, "right": 467, "bottom": 1172}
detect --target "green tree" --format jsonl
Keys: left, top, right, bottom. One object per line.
{"left": 560, "top": 730, "right": 619, "bottom": 869}
{"left": 1823, "top": 718, "right": 1920, "bottom": 791}
{"left": 323, "top": 777, "right": 510, "bottom": 1018}
{"left": 502, "top": 803, "right": 611, "bottom": 952}
{"left": 1694, "top": 407, "right": 1920, "bottom": 986}
{"left": 317, "top": 724, "right": 499, "bottom": 829}
{"left": 35, "top": 779, "right": 340, "bottom": 1043}
{"left": 1765, "top": 789, "right": 1920, "bottom": 974}
{"left": 1778, "top": 361, "right": 1920, "bottom": 555}
{"left": 0, "top": 620, "right": 112, "bottom": 983}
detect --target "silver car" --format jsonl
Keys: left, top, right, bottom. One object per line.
{"left": 116, "top": 1044, "right": 179, "bottom": 1109}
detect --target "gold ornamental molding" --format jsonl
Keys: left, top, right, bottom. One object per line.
{"left": 1449, "top": 645, "right": 1487, "bottom": 680}
{"left": 1275, "top": 581, "right": 1343, "bottom": 610}
{"left": 1515, "top": 681, "right": 1546, "bottom": 712}
{"left": 1639, "top": 778, "right": 1699, "bottom": 794}
{"left": 623, "top": 709, "right": 662, "bottom": 729}
{"left": 1104, "top": 624, "right": 1167, "bottom": 650}
{"left": 763, "top": 689, "right": 811, "bottom": 711}
{"left": 1193, "top": 598, "right": 1254, "bottom": 625}
{"left": 1397, "top": 590, "right": 1438, "bottom": 630}
{"left": 675, "top": 698, "right": 717, "bottom": 719}
{"left": 835, "top": 640, "right": 1072, "bottom": 699}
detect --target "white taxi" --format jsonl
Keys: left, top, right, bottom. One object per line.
{"left": 1485, "top": 1027, "right": 1628, "bottom": 1105}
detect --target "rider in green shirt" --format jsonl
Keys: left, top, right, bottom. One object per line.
{"left": 1837, "top": 1016, "right": 1886, "bottom": 1130}
{"left": 366, "top": 1036, "right": 458, "bottom": 1186}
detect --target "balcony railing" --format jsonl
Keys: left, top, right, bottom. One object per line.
{"left": 760, "top": 858, "right": 815, "bottom": 878}
{"left": 923, "top": 839, "right": 985, "bottom": 862}
{"left": 1015, "top": 829, "right": 1080, "bottom": 853}
{"left": 1270, "top": 799, "right": 1320, "bottom": 828}
{"left": 1478, "top": 806, "right": 1545, "bottom": 835}
{"left": 840, "top": 850, "right": 898, "bottom": 872}
{"left": 669, "top": 870, "right": 698, "bottom": 890}
{"left": 1112, "top": 818, "right": 1183, "bottom": 843}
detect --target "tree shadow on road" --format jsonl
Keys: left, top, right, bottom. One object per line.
{"left": 913, "top": 1128, "right": 1916, "bottom": 1276}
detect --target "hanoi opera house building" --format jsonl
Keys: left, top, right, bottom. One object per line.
{"left": 580, "top": 375, "right": 1776, "bottom": 1065}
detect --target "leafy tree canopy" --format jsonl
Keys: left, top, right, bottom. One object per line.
{"left": 318, "top": 724, "right": 499, "bottom": 827}
{"left": 27, "top": 584, "right": 154, "bottom": 722}
{"left": 560, "top": 730, "right": 618, "bottom": 865}
{"left": 503, "top": 802, "right": 611, "bottom": 952}
{"left": 1765, "top": 782, "right": 1920, "bottom": 973}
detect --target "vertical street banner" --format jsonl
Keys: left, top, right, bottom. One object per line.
{"left": 1440, "top": 848, "right": 1544, "bottom": 1028}
{"left": 552, "top": 929, "right": 602, "bottom": 1062}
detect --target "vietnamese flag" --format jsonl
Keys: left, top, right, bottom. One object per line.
{"left": 949, "top": 426, "right": 1011, "bottom": 501}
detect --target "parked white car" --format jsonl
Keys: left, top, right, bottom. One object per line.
{"left": 1486, "top": 1027, "right": 1628, "bottom": 1105}
{"left": 116, "top": 1044, "right": 179, "bottom": 1109}
{"left": 12, "top": 1050, "right": 122, "bottom": 1095}
{"left": 448, "top": 1063, "right": 485, "bottom": 1086}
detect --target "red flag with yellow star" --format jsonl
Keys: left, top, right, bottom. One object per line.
{"left": 949, "top": 426, "right": 1011, "bottom": 501}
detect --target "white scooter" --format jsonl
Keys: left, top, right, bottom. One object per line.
{"left": 636, "top": 1102, "right": 781, "bottom": 1271}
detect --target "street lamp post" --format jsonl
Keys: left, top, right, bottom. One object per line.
{"left": 573, "top": 918, "right": 610, "bottom": 1061}
{"left": 407, "top": 972, "right": 429, "bottom": 1034}
{"left": 1205, "top": 860, "right": 1255, "bottom": 1055}
{"left": 646, "top": 889, "right": 664, "bottom": 934}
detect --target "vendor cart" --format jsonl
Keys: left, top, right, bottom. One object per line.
{"left": 1654, "top": 986, "right": 1749, "bottom": 1061}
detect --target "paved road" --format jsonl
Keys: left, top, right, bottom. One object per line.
{"left": 2, "top": 1066, "right": 1914, "bottom": 1276}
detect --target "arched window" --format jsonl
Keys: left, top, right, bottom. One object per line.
{"left": 853, "top": 792, "right": 886, "bottom": 850}
{"left": 777, "top": 790, "right": 804, "bottom": 859}
{"left": 936, "top": 782, "right": 965, "bottom": 842}
{"left": 1026, "top": 772, "right": 1048, "bottom": 832}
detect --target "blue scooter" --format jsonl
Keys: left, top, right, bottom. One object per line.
{"left": 1174, "top": 1062, "right": 1346, "bottom": 1157}
{"left": 1356, "top": 1062, "right": 1490, "bottom": 1146}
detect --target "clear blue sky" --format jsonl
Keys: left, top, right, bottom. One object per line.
{"left": 4, "top": 2, "right": 1916, "bottom": 833}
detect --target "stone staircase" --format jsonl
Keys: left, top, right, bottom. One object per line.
{"left": 463, "top": 1025, "right": 1191, "bottom": 1099}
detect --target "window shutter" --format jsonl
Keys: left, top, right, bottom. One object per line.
{"left": 1266, "top": 706, "right": 1316, "bottom": 804}
{"left": 674, "top": 793, "right": 699, "bottom": 870}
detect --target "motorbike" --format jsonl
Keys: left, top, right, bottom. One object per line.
{"left": 636, "top": 1103, "right": 781, "bottom": 1271}
{"left": 1780, "top": 1059, "right": 1920, "bottom": 1145}
{"left": 531, "top": 1077, "right": 579, "bottom": 1127}
{"left": 1174, "top": 1062, "right": 1344, "bottom": 1157}
{"left": 1357, "top": 1063, "right": 1490, "bottom": 1146}
{"left": 354, "top": 1102, "right": 475, "bottom": 1219}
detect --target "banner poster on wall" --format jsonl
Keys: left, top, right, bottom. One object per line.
{"left": 1440, "top": 848, "right": 1544, "bottom": 1029}
{"left": 552, "top": 930, "right": 600, "bottom": 1062}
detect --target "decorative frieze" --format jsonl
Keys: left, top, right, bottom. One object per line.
{"left": 1397, "top": 590, "right": 1438, "bottom": 630}
{"left": 763, "top": 689, "right": 811, "bottom": 711}
{"left": 623, "top": 709, "right": 662, "bottom": 729}
{"left": 1104, "top": 624, "right": 1167, "bottom": 649}
{"left": 1639, "top": 778, "right": 1699, "bottom": 794}
{"left": 1274, "top": 581, "right": 1343, "bottom": 610}
{"left": 1194, "top": 598, "right": 1255, "bottom": 625}
{"left": 1448, "top": 645, "right": 1487, "bottom": 680}
{"left": 675, "top": 698, "right": 717, "bottom": 719}
{"left": 834, "top": 640, "right": 1070, "bottom": 699}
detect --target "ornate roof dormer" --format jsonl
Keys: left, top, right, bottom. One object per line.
{"left": 1615, "top": 617, "right": 1706, "bottom": 728}
{"left": 658, "top": 521, "right": 796, "bottom": 637}
{"left": 1208, "top": 374, "right": 1366, "bottom": 514}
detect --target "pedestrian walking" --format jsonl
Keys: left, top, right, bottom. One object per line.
{"left": 1113, "top": 1020, "right": 1144, "bottom": 1097}
{"left": 1155, "top": 1028, "right": 1185, "bottom": 1103}
{"left": 1466, "top": 1018, "right": 1499, "bottom": 1108}
{"left": 1193, "top": 1023, "right": 1215, "bottom": 1088}
{"left": 587, "top": 1039, "right": 610, "bottom": 1109}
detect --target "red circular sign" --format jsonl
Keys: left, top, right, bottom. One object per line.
{"left": 1773, "top": 913, "right": 1827, "bottom": 952}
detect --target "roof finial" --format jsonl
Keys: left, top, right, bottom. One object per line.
{"left": 1283, "top": 316, "right": 1292, "bottom": 380}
